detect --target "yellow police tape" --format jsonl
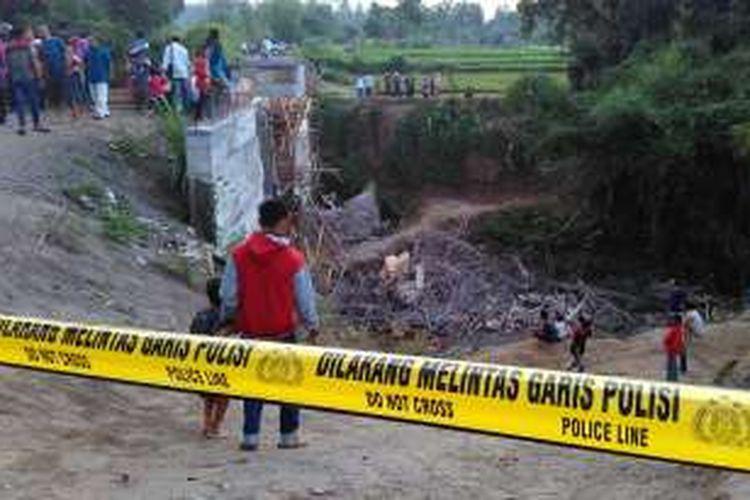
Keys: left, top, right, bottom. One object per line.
{"left": 0, "top": 314, "right": 748, "bottom": 471}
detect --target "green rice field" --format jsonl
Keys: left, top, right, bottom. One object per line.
{"left": 302, "top": 43, "right": 569, "bottom": 95}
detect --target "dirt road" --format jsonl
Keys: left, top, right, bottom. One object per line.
{"left": 0, "top": 113, "right": 748, "bottom": 500}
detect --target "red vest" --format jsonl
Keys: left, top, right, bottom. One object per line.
{"left": 232, "top": 233, "right": 305, "bottom": 338}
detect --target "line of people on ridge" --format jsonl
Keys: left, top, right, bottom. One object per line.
{"left": 354, "top": 72, "right": 441, "bottom": 99}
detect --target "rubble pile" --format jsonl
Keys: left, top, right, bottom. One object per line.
{"left": 330, "top": 230, "right": 640, "bottom": 343}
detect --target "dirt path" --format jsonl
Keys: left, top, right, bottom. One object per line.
{"left": 346, "top": 193, "right": 544, "bottom": 265}
{"left": 0, "top": 113, "right": 748, "bottom": 500}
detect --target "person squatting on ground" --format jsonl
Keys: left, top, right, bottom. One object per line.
{"left": 535, "top": 308, "right": 561, "bottom": 343}
{"left": 568, "top": 315, "right": 593, "bottom": 372}
{"left": 85, "top": 35, "right": 111, "bottom": 120}
{"left": 190, "top": 278, "right": 230, "bottom": 439}
{"left": 220, "top": 198, "right": 320, "bottom": 452}
{"left": 663, "top": 314, "right": 685, "bottom": 382}
{"left": 6, "top": 26, "right": 49, "bottom": 135}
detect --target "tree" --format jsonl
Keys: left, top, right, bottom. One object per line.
{"left": 364, "top": 3, "right": 391, "bottom": 39}
{"left": 302, "top": 1, "right": 338, "bottom": 39}
{"left": 106, "top": 0, "right": 183, "bottom": 33}
{"left": 259, "top": 0, "right": 304, "bottom": 42}
{"left": 396, "top": 0, "right": 423, "bottom": 27}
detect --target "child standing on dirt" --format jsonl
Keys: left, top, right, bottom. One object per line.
{"left": 190, "top": 278, "right": 230, "bottom": 439}
{"left": 568, "top": 315, "right": 593, "bottom": 372}
{"left": 663, "top": 314, "right": 685, "bottom": 382}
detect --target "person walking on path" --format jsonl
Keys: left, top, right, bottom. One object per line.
{"left": 6, "top": 26, "right": 48, "bottom": 135}
{"left": 86, "top": 36, "right": 111, "bottom": 120}
{"left": 663, "top": 314, "right": 685, "bottom": 382}
{"left": 161, "top": 35, "right": 190, "bottom": 113}
{"left": 568, "top": 315, "right": 593, "bottom": 372}
{"left": 220, "top": 199, "right": 320, "bottom": 452}
{"left": 192, "top": 48, "right": 211, "bottom": 121}
{"left": 205, "top": 29, "right": 229, "bottom": 88}
{"left": 65, "top": 38, "right": 86, "bottom": 119}
{"left": 0, "top": 24, "right": 9, "bottom": 125}
{"left": 681, "top": 302, "right": 705, "bottom": 374}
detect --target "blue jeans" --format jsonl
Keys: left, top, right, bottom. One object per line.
{"left": 243, "top": 399, "right": 300, "bottom": 438}
{"left": 12, "top": 79, "right": 40, "bottom": 129}
{"left": 169, "top": 78, "right": 189, "bottom": 112}
{"left": 67, "top": 73, "right": 86, "bottom": 108}
{"left": 243, "top": 335, "right": 300, "bottom": 441}
{"left": 666, "top": 354, "right": 679, "bottom": 382}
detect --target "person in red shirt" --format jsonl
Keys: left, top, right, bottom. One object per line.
{"left": 220, "top": 198, "right": 319, "bottom": 451}
{"left": 148, "top": 66, "right": 170, "bottom": 112}
{"left": 568, "top": 314, "right": 593, "bottom": 372}
{"left": 192, "top": 48, "right": 211, "bottom": 121}
{"left": 663, "top": 314, "right": 684, "bottom": 382}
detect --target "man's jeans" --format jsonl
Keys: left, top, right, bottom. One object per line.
{"left": 169, "top": 78, "right": 189, "bottom": 112}
{"left": 666, "top": 354, "right": 680, "bottom": 382}
{"left": 12, "top": 79, "right": 41, "bottom": 129}
{"left": 242, "top": 335, "right": 300, "bottom": 445}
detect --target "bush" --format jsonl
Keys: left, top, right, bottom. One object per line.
{"left": 504, "top": 73, "right": 573, "bottom": 118}
{"left": 568, "top": 43, "right": 750, "bottom": 292}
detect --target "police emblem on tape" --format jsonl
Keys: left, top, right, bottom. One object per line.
{"left": 255, "top": 347, "right": 304, "bottom": 386}
{"left": 692, "top": 397, "right": 750, "bottom": 448}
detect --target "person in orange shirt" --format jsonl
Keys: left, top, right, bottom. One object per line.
{"left": 663, "top": 314, "right": 685, "bottom": 382}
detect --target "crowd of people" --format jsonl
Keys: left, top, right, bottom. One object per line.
{"left": 0, "top": 22, "right": 233, "bottom": 135}
{"left": 354, "top": 72, "right": 441, "bottom": 99}
{"left": 125, "top": 28, "right": 230, "bottom": 121}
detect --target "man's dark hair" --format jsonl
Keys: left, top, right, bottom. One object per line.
{"left": 206, "top": 277, "right": 221, "bottom": 308}
{"left": 208, "top": 28, "right": 220, "bottom": 41}
{"left": 136, "top": 30, "right": 145, "bottom": 39}
{"left": 259, "top": 199, "right": 290, "bottom": 229}
{"left": 171, "top": 34, "right": 180, "bottom": 42}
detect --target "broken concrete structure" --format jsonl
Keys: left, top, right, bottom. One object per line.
{"left": 184, "top": 58, "right": 313, "bottom": 253}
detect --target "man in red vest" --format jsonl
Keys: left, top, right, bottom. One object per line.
{"left": 220, "top": 198, "right": 319, "bottom": 451}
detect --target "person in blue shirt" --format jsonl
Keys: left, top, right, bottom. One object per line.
{"left": 37, "top": 25, "right": 66, "bottom": 109}
{"left": 85, "top": 35, "right": 111, "bottom": 119}
{"left": 204, "top": 29, "right": 229, "bottom": 87}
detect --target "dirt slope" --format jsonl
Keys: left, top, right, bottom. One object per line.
{"left": 0, "top": 114, "right": 748, "bottom": 500}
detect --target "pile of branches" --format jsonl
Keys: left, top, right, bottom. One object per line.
{"left": 331, "top": 231, "right": 640, "bottom": 343}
